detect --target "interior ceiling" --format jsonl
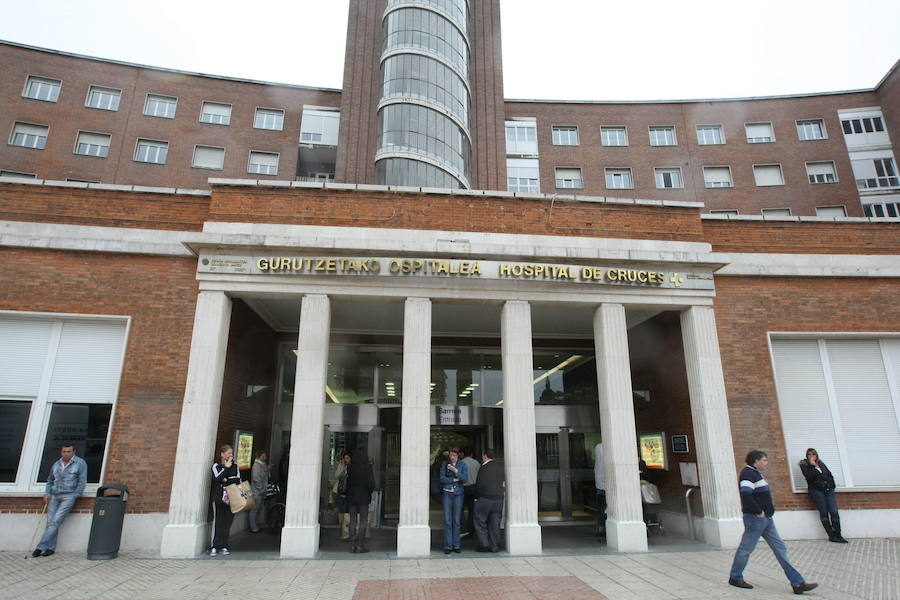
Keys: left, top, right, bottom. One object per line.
{"left": 244, "top": 297, "right": 662, "bottom": 337}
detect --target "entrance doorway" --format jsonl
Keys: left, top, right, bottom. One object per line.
{"left": 536, "top": 429, "right": 601, "bottom": 521}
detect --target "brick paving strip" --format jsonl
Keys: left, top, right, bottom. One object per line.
{"left": 353, "top": 576, "right": 609, "bottom": 600}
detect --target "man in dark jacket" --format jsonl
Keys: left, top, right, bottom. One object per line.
{"left": 346, "top": 451, "right": 376, "bottom": 553}
{"left": 473, "top": 448, "right": 505, "bottom": 553}
{"left": 728, "top": 450, "right": 818, "bottom": 594}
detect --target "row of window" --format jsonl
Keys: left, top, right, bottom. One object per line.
{"left": 7, "top": 122, "right": 281, "bottom": 174}
{"left": 518, "top": 120, "right": 834, "bottom": 150}
{"left": 22, "top": 75, "right": 288, "bottom": 131}
{"left": 508, "top": 161, "right": 853, "bottom": 193}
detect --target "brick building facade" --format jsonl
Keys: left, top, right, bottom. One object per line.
{"left": 1, "top": 0, "right": 898, "bottom": 558}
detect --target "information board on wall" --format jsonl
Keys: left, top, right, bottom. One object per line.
{"left": 639, "top": 432, "right": 668, "bottom": 470}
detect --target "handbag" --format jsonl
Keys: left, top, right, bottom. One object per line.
{"left": 264, "top": 480, "right": 280, "bottom": 500}
{"left": 337, "top": 473, "right": 348, "bottom": 496}
{"left": 226, "top": 480, "right": 256, "bottom": 514}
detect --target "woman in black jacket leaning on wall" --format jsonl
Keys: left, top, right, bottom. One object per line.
{"left": 799, "top": 448, "right": 848, "bottom": 543}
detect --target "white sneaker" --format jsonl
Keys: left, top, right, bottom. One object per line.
{"left": 208, "top": 548, "right": 217, "bottom": 556}
{"left": 221, "top": 548, "right": 231, "bottom": 555}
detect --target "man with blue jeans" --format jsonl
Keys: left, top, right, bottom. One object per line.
{"left": 729, "top": 450, "right": 818, "bottom": 595}
{"left": 33, "top": 443, "right": 87, "bottom": 557}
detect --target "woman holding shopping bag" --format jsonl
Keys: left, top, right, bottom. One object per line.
{"left": 210, "top": 444, "right": 241, "bottom": 556}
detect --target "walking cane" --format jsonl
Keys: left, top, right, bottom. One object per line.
{"left": 24, "top": 501, "right": 48, "bottom": 559}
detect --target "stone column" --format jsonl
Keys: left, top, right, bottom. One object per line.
{"left": 501, "top": 300, "right": 542, "bottom": 555}
{"left": 280, "top": 294, "right": 331, "bottom": 558}
{"left": 593, "top": 303, "right": 647, "bottom": 552}
{"left": 681, "top": 305, "right": 743, "bottom": 548}
{"left": 397, "top": 297, "right": 432, "bottom": 557}
{"left": 160, "top": 291, "right": 232, "bottom": 557}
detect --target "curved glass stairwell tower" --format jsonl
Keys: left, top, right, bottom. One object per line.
{"left": 375, "top": 0, "right": 472, "bottom": 188}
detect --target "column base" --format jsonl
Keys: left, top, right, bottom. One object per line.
{"left": 606, "top": 519, "right": 648, "bottom": 553}
{"left": 280, "top": 525, "right": 320, "bottom": 558}
{"left": 702, "top": 516, "right": 743, "bottom": 548}
{"left": 506, "top": 523, "right": 542, "bottom": 555}
{"left": 397, "top": 525, "right": 431, "bottom": 557}
{"left": 160, "top": 523, "right": 209, "bottom": 557}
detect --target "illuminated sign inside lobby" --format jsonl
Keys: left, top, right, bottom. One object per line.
{"left": 197, "top": 255, "right": 714, "bottom": 289}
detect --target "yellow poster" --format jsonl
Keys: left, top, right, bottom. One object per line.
{"left": 639, "top": 432, "right": 667, "bottom": 470}
{"left": 235, "top": 431, "right": 254, "bottom": 470}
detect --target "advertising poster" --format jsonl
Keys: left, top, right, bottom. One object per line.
{"left": 639, "top": 432, "right": 667, "bottom": 470}
{"left": 234, "top": 430, "right": 254, "bottom": 470}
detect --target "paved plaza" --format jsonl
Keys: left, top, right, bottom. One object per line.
{"left": 0, "top": 537, "right": 897, "bottom": 600}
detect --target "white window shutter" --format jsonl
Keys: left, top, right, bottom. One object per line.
{"left": 78, "top": 132, "right": 110, "bottom": 147}
{"left": 771, "top": 339, "right": 844, "bottom": 489}
{"left": 193, "top": 146, "right": 224, "bottom": 169}
{"left": 703, "top": 167, "right": 729, "bottom": 184}
{"left": 754, "top": 165, "right": 783, "bottom": 186}
{"left": 47, "top": 321, "right": 127, "bottom": 405}
{"left": 851, "top": 159, "right": 878, "bottom": 180}
{"left": 0, "top": 318, "right": 55, "bottom": 397}
{"left": 826, "top": 340, "right": 900, "bottom": 487}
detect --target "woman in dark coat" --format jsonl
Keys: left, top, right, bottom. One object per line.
{"left": 799, "top": 448, "right": 848, "bottom": 543}
{"left": 345, "top": 451, "right": 376, "bottom": 553}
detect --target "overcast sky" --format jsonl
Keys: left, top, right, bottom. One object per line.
{"left": 1, "top": 0, "right": 897, "bottom": 101}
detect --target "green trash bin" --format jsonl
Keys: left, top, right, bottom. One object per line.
{"left": 86, "top": 484, "right": 129, "bottom": 560}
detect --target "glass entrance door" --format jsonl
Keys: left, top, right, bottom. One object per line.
{"left": 536, "top": 429, "right": 601, "bottom": 521}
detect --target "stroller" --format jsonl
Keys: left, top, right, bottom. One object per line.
{"left": 640, "top": 479, "right": 664, "bottom": 535}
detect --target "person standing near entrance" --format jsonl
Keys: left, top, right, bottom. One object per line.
{"left": 440, "top": 447, "right": 469, "bottom": 554}
{"left": 31, "top": 443, "right": 87, "bottom": 557}
{"left": 799, "top": 448, "right": 848, "bottom": 543}
{"left": 594, "top": 441, "right": 606, "bottom": 537}
{"left": 248, "top": 451, "right": 269, "bottom": 533}
{"left": 473, "top": 448, "right": 504, "bottom": 553}
{"left": 332, "top": 452, "right": 351, "bottom": 540}
{"left": 460, "top": 447, "right": 480, "bottom": 538}
{"left": 346, "top": 450, "right": 375, "bottom": 553}
{"left": 728, "top": 450, "right": 818, "bottom": 594}
{"left": 210, "top": 444, "right": 240, "bottom": 556}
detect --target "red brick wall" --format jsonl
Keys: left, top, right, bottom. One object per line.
{"left": 703, "top": 219, "right": 900, "bottom": 254}
{"left": 215, "top": 300, "right": 279, "bottom": 473}
{"left": 0, "top": 248, "right": 198, "bottom": 514}
{"left": 208, "top": 187, "right": 706, "bottom": 242}
{"left": 0, "top": 42, "right": 340, "bottom": 187}
{"left": 505, "top": 91, "right": 880, "bottom": 217}
{"left": 714, "top": 276, "right": 900, "bottom": 511}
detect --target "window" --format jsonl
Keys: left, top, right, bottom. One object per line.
{"left": 10, "top": 122, "right": 48, "bottom": 149}
{"left": 0, "top": 170, "right": 36, "bottom": 179}
{"left": 745, "top": 122, "right": 774, "bottom": 143}
{"left": 762, "top": 208, "right": 791, "bottom": 217}
{"left": 505, "top": 121, "right": 538, "bottom": 155}
{"left": 696, "top": 125, "right": 724, "bottom": 145}
{"left": 300, "top": 109, "right": 340, "bottom": 145}
{"left": 600, "top": 126, "right": 627, "bottom": 147}
{"left": 703, "top": 166, "right": 732, "bottom": 188}
{"left": 842, "top": 116, "right": 884, "bottom": 135}
{"left": 554, "top": 167, "right": 582, "bottom": 189}
{"left": 23, "top": 76, "right": 60, "bottom": 102}
{"left": 605, "top": 168, "right": 633, "bottom": 189}
{"left": 507, "top": 158, "right": 539, "bottom": 193}
{"left": 86, "top": 86, "right": 120, "bottom": 111}
{"left": 771, "top": 337, "right": 900, "bottom": 490}
{"left": 806, "top": 161, "right": 837, "bottom": 184}
{"left": 144, "top": 94, "right": 177, "bottom": 118}
{"left": 0, "top": 316, "right": 127, "bottom": 492}
{"left": 753, "top": 164, "right": 784, "bottom": 186}
{"left": 852, "top": 157, "right": 899, "bottom": 189}
{"left": 649, "top": 126, "right": 676, "bottom": 146}
{"left": 248, "top": 151, "right": 279, "bottom": 175}
{"left": 254, "top": 108, "right": 284, "bottom": 131}
{"left": 864, "top": 201, "right": 900, "bottom": 218}
{"left": 200, "top": 102, "right": 231, "bottom": 125}
{"left": 797, "top": 119, "right": 826, "bottom": 140}
{"left": 816, "top": 206, "right": 847, "bottom": 217}
{"left": 74, "top": 132, "right": 110, "bottom": 158}
{"left": 654, "top": 167, "right": 683, "bottom": 189}
{"left": 552, "top": 126, "right": 579, "bottom": 146}
{"left": 192, "top": 146, "right": 225, "bottom": 170}
{"left": 134, "top": 139, "right": 168, "bottom": 164}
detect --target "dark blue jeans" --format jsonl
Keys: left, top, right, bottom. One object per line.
{"left": 730, "top": 514, "right": 805, "bottom": 587}
{"left": 809, "top": 488, "right": 839, "bottom": 521}
{"left": 442, "top": 491, "right": 464, "bottom": 550}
